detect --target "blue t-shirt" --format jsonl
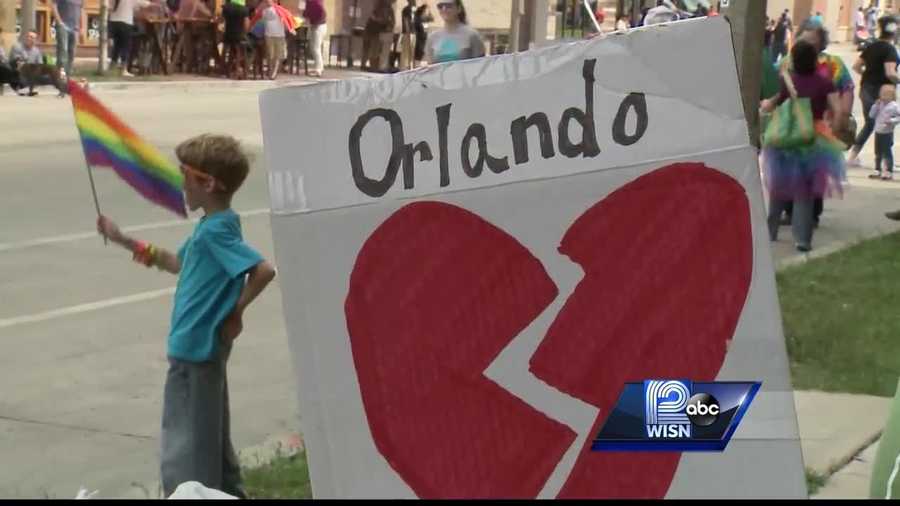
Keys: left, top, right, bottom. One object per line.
{"left": 169, "top": 209, "right": 263, "bottom": 362}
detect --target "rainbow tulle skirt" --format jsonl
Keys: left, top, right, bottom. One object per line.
{"left": 762, "top": 121, "right": 846, "bottom": 201}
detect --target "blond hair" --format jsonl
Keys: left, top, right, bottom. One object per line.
{"left": 175, "top": 134, "right": 250, "bottom": 195}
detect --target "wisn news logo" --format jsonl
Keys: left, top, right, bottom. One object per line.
{"left": 592, "top": 380, "right": 761, "bottom": 452}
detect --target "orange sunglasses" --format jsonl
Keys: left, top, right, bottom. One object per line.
{"left": 180, "top": 164, "right": 227, "bottom": 191}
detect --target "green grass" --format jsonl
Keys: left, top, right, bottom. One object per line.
{"left": 805, "top": 468, "right": 828, "bottom": 496}
{"left": 778, "top": 231, "right": 900, "bottom": 397}
{"left": 243, "top": 451, "right": 312, "bottom": 499}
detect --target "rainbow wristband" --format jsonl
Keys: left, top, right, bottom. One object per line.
{"left": 132, "top": 241, "right": 156, "bottom": 268}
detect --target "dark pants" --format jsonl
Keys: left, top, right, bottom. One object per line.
{"left": 17, "top": 63, "right": 66, "bottom": 95}
{"left": 875, "top": 132, "right": 895, "bottom": 173}
{"left": 855, "top": 85, "right": 880, "bottom": 151}
{"left": 109, "top": 21, "right": 134, "bottom": 67}
{"left": 160, "top": 343, "right": 244, "bottom": 498}
{"left": 0, "top": 63, "right": 20, "bottom": 91}
{"left": 223, "top": 40, "right": 247, "bottom": 78}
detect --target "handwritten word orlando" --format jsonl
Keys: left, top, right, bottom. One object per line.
{"left": 348, "top": 59, "right": 649, "bottom": 198}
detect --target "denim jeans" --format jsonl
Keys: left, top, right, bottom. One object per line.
{"left": 854, "top": 85, "right": 880, "bottom": 151}
{"left": 160, "top": 343, "right": 244, "bottom": 498}
{"left": 55, "top": 28, "right": 77, "bottom": 77}
{"left": 769, "top": 196, "right": 815, "bottom": 249}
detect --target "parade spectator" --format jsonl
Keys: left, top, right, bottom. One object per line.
{"left": 260, "top": 0, "right": 286, "bottom": 79}
{"left": 643, "top": 0, "right": 679, "bottom": 25}
{"left": 811, "top": 11, "right": 824, "bottom": 27}
{"left": 853, "top": 6, "right": 869, "bottom": 45}
{"left": 868, "top": 84, "right": 900, "bottom": 180}
{"left": 775, "top": 21, "right": 855, "bottom": 229}
{"left": 52, "top": 0, "right": 83, "bottom": 78}
{"left": 0, "top": 28, "right": 21, "bottom": 94}
{"left": 174, "top": 0, "right": 213, "bottom": 73}
{"left": 362, "top": 0, "right": 395, "bottom": 71}
{"left": 772, "top": 10, "right": 792, "bottom": 63}
{"left": 847, "top": 16, "right": 900, "bottom": 168}
{"left": 615, "top": 15, "right": 629, "bottom": 31}
{"left": 426, "top": 0, "right": 484, "bottom": 64}
{"left": 400, "top": 0, "right": 416, "bottom": 71}
{"left": 222, "top": 0, "right": 250, "bottom": 79}
{"left": 867, "top": 4, "right": 879, "bottom": 35}
{"left": 96, "top": 134, "right": 277, "bottom": 500}
{"left": 760, "top": 40, "right": 847, "bottom": 253}
{"left": 303, "top": 0, "right": 327, "bottom": 77}
{"left": 9, "top": 31, "right": 66, "bottom": 97}
{"left": 413, "top": 2, "right": 433, "bottom": 67}
{"left": 109, "top": 0, "right": 154, "bottom": 77}
{"left": 594, "top": 3, "right": 605, "bottom": 25}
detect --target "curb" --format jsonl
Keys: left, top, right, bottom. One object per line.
{"left": 821, "top": 431, "right": 883, "bottom": 479}
{"left": 809, "top": 430, "right": 884, "bottom": 499}
{"left": 86, "top": 79, "right": 304, "bottom": 92}
{"left": 83, "top": 73, "right": 374, "bottom": 92}
{"left": 825, "top": 429, "right": 884, "bottom": 478}
{"left": 775, "top": 225, "right": 900, "bottom": 271}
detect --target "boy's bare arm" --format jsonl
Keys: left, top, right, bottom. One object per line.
{"left": 221, "top": 261, "right": 277, "bottom": 342}
{"left": 235, "top": 261, "right": 276, "bottom": 315}
{"left": 97, "top": 215, "right": 181, "bottom": 274}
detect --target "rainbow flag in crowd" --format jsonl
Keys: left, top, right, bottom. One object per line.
{"left": 68, "top": 80, "right": 187, "bottom": 217}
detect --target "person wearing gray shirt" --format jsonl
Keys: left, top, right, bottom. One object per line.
{"left": 53, "top": 0, "right": 83, "bottom": 77}
{"left": 10, "top": 31, "right": 45, "bottom": 67}
{"left": 426, "top": 0, "right": 484, "bottom": 64}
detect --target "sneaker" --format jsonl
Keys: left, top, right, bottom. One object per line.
{"left": 796, "top": 243, "right": 812, "bottom": 253}
{"left": 883, "top": 173, "right": 894, "bottom": 181}
{"left": 122, "top": 70, "right": 134, "bottom": 77}
{"left": 869, "top": 172, "right": 883, "bottom": 179}
{"left": 887, "top": 210, "right": 900, "bottom": 221}
{"left": 848, "top": 157, "right": 862, "bottom": 168}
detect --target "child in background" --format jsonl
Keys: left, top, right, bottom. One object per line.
{"left": 261, "top": 0, "right": 285, "bottom": 79}
{"left": 96, "top": 134, "right": 277, "bottom": 498}
{"left": 869, "top": 84, "right": 900, "bottom": 181}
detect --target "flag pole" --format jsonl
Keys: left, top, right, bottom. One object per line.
{"left": 84, "top": 153, "right": 108, "bottom": 246}
{"left": 68, "top": 78, "right": 108, "bottom": 245}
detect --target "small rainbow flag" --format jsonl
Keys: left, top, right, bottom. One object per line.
{"left": 68, "top": 80, "right": 187, "bottom": 217}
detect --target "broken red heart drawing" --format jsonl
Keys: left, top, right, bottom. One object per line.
{"left": 344, "top": 162, "right": 753, "bottom": 498}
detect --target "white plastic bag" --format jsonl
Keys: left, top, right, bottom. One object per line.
{"left": 167, "top": 481, "right": 237, "bottom": 500}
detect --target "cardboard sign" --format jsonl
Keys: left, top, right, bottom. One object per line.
{"left": 260, "top": 17, "right": 806, "bottom": 499}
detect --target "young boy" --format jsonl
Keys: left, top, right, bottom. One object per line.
{"left": 96, "top": 134, "right": 277, "bottom": 498}
{"left": 869, "top": 83, "right": 900, "bottom": 181}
